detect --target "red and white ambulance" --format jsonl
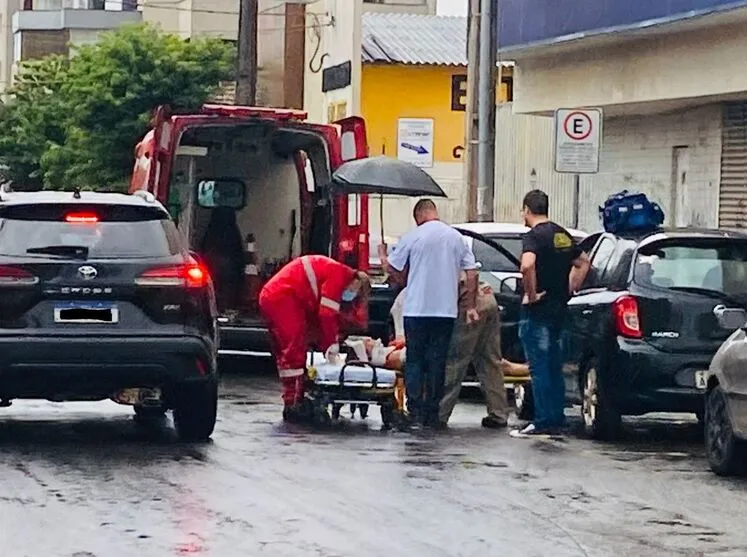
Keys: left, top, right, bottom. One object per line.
{"left": 130, "top": 104, "right": 378, "bottom": 357}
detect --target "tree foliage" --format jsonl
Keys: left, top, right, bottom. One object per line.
{"left": 0, "top": 23, "right": 235, "bottom": 190}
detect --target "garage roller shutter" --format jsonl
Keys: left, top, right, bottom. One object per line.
{"left": 720, "top": 102, "right": 747, "bottom": 229}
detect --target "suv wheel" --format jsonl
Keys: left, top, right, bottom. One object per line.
{"left": 705, "top": 386, "right": 747, "bottom": 476}
{"left": 514, "top": 383, "right": 534, "bottom": 421}
{"left": 581, "top": 359, "right": 621, "bottom": 440}
{"left": 173, "top": 380, "right": 218, "bottom": 442}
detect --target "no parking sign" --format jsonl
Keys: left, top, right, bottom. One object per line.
{"left": 554, "top": 108, "right": 602, "bottom": 174}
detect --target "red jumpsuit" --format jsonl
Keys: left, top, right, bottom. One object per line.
{"left": 259, "top": 255, "right": 357, "bottom": 406}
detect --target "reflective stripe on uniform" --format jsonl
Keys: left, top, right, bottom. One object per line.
{"left": 300, "top": 256, "right": 319, "bottom": 298}
{"left": 278, "top": 368, "right": 305, "bottom": 378}
{"left": 320, "top": 297, "right": 340, "bottom": 313}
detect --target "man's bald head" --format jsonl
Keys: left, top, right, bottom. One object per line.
{"left": 413, "top": 198, "right": 439, "bottom": 225}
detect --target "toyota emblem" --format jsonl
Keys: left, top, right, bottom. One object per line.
{"left": 78, "top": 265, "right": 98, "bottom": 280}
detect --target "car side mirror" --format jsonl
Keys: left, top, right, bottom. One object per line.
{"left": 714, "top": 305, "right": 747, "bottom": 330}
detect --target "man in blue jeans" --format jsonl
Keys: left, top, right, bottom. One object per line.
{"left": 381, "top": 199, "right": 478, "bottom": 429}
{"left": 513, "top": 190, "right": 590, "bottom": 437}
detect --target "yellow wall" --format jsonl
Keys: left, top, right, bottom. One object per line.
{"left": 360, "top": 64, "right": 511, "bottom": 162}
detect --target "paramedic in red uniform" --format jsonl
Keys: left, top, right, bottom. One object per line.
{"left": 259, "top": 255, "right": 371, "bottom": 422}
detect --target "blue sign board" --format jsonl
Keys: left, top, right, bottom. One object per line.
{"left": 498, "top": 0, "right": 747, "bottom": 49}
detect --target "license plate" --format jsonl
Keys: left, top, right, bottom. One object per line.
{"left": 695, "top": 370, "right": 708, "bottom": 390}
{"left": 54, "top": 301, "right": 119, "bottom": 324}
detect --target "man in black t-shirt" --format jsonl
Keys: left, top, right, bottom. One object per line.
{"left": 512, "top": 190, "right": 590, "bottom": 438}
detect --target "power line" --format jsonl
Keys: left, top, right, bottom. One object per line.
{"left": 85, "top": 0, "right": 321, "bottom": 16}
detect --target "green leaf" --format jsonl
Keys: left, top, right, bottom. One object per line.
{"left": 0, "top": 23, "right": 235, "bottom": 189}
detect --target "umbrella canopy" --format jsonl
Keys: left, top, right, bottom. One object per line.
{"left": 331, "top": 156, "right": 447, "bottom": 197}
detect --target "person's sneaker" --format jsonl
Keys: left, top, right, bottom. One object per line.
{"left": 509, "top": 423, "right": 553, "bottom": 438}
{"left": 482, "top": 415, "right": 509, "bottom": 429}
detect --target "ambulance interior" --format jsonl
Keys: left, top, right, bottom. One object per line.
{"left": 167, "top": 124, "right": 334, "bottom": 319}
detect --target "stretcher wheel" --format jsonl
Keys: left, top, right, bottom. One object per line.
{"left": 380, "top": 404, "right": 394, "bottom": 431}
{"left": 311, "top": 400, "right": 331, "bottom": 426}
{"left": 331, "top": 403, "right": 343, "bottom": 420}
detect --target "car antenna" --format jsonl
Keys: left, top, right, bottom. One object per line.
{"left": 72, "top": 187, "right": 82, "bottom": 200}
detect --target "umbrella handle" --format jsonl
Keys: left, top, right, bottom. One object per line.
{"left": 379, "top": 193, "right": 385, "bottom": 245}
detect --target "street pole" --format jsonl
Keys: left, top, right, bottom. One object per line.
{"left": 465, "top": 0, "right": 480, "bottom": 222}
{"left": 476, "top": 0, "right": 498, "bottom": 222}
{"left": 235, "top": 0, "right": 259, "bottom": 106}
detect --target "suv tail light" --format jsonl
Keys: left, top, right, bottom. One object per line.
{"left": 136, "top": 264, "right": 209, "bottom": 289}
{"left": 65, "top": 212, "right": 99, "bottom": 224}
{"left": 0, "top": 265, "right": 39, "bottom": 286}
{"left": 614, "top": 295, "right": 642, "bottom": 338}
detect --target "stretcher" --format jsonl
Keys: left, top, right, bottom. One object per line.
{"left": 305, "top": 351, "right": 406, "bottom": 430}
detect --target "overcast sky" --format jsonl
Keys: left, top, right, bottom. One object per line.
{"left": 437, "top": 0, "right": 468, "bottom": 16}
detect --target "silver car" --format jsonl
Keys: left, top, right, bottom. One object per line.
{"left": 705, "top": 306, "right": 747, "bottom": 475}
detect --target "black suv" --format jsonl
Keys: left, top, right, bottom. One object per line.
{"left": 564, "top": 228, "right": 747, "bottom": 439}
{"left": 0, "top": 189, "right": 219, "bottom": 441}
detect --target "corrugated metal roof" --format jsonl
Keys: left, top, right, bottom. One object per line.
{"left": 361, "top": 13, "right": 514, "bottom": 67}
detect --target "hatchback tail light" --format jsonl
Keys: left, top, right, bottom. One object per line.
{"left": 614, "top": 295, "right": 642, "bottom": 338}
{"left": 135, "top": 264, "right": 210, "bottom": 289}
{"left": 0, "top": 265, "right": 39, "bottom": 286}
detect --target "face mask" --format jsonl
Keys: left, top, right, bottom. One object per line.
{"left": 341, "top": 289, "right": 358, "bottom": 303}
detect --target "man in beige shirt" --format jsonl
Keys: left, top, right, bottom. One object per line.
{"left": 390, "top": 275, "right": 509, "bottom": 428}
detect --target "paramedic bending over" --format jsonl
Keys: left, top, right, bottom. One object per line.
{"left": 259, "top": 255, "right": 371, "bottom": 423}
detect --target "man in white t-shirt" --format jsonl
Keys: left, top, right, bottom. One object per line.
{"left": 380, "top": 199, "right": 478, "bottom": 428}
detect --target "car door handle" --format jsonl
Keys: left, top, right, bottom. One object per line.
{"left": 582, "top": 310, "right": 593, "bottom": 316}
{"left": 498, "top": 305, "right": 505, "bottom": 311}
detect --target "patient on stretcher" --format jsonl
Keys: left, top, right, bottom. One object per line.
{"left": 334, "top": 336, "right": 528, "bottom": 378}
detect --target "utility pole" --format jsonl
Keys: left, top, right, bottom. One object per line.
{"left": 476, "top": 0, "right": 498, "bottom": 222}
{"left": 235, "top": 0, "right": 259, "bottom": 106}
{"left": 465, "top": 0, "right": 480, "bottom": 221}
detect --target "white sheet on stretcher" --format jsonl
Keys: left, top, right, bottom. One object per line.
{"left": 306, "top": 353, "right": 398, "bottom": 388}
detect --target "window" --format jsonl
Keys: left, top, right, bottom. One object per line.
{"left": 472, "top": 236, "right": 520, "bottom": 274}
{"left": 603, "top": 239, "right": 637, "bottom": 289}
{"left": 587, "top": 237, "right": 616, "bottom": 288}
{"left": 327, "top": 101, "right": 347, "bottom": 123}
{"left": 0, "top": 204, "right": 181, "bottom": 258}
{"left": 634, "top": 240, "right": 747, "bottom": 298}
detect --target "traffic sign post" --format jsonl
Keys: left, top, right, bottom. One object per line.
{"left": 553, "top": 108, "right": 603, "bottom": 227}
{"left": 554, "top": 108, "right": 602, "bottom": 174}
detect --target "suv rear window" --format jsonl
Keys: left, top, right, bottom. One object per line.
{"left": 0, "top": 204, "right": 181, "bottom": 259}
{"left": 635, "top": 239, "right": 747, "bottom": 297}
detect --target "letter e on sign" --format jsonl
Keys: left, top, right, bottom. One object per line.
{"left": 554, "top": 108, "right": 602, "bottom": 174}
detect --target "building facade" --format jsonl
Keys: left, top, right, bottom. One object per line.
{"left": 500, "top": 0, "right": 747, "bottom": 231}
{"left": 360, "top": 12, "right": 513, "bottom": 235}
{"left": 9, "top": 0, "right": 139, "bottom": 82}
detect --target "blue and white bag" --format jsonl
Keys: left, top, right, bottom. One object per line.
{"left": 599, "top": 190, "right": 664, "bottom": 234}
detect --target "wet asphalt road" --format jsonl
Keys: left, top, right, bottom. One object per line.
{"left": 2, "top": 359, "right": 747, "bottom": 557}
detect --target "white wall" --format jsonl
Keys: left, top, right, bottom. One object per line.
{"left": 362, "top": 0, "right": 436, "bottom": 14}
{"left": 0, "top": 0, "right": 22, "bottom": 92}
{"left": 513, "top": 16, "right": 747, "bottom": 117}
{"left": 304, "top": 0, "right": 362, "bottom": 123}
{"left": 576, "top": 104, "right": 723, "bottom": 232}
{"left": 369, "top": 161, "right": 467, "bottom": 241}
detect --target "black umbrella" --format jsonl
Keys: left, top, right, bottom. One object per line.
{"left": 331, "top": 156, "right": 448, "bottom": 198}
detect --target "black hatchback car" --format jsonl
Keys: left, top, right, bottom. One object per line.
{"left": 563, "top": 228, "right": 747, "bottom": 439}
{"left": 0, "top": 189, "right": 219, "bottom": 441}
